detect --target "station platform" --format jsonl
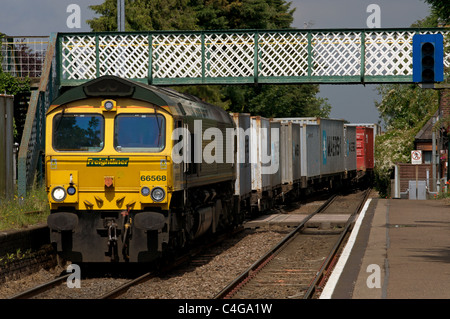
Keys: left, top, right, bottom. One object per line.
{"left": 321, "top": 197, "right": 450, "bottom": 299}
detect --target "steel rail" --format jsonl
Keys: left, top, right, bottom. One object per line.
{"left": 214, "top": 193, "right": 338, "bottom": 299}
{"left": 9, "top": 274, "right": 70, "bottom": 299}
{"left": 99, "top": 226, "right": 245, "bottom": 299}
{"left": 302, "top": 188, "right": 372, "bottom": 299}
{"left": 98, "top": 271, "right": 157, "bottom": 299}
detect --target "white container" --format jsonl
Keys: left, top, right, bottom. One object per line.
{"left": 300, "top": 123, "right": 321, "bottom": 179}
{"left": 232, "top": 113, "right": 252, "bottom": 199}
{"left": 279, "top": 122, "right": 301, "bottom": 185}
{"left": 250, "top": 116, "right": 272, "bottom": 192}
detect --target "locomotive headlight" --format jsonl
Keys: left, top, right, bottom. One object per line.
{"left": 141, "top": 186, "right": 150, "bottom": 196}
{"left": 104, "top": 101, "right": 114, "bottom": 111}
{"left": 67, "top": 186, "right": 77, "bottom": 196}
{"left": 51, "top": 186, "right": 67, "bottom": 202}
{"left": 102, "top": 99, "right": 116, "bottom": 111}
{"left": 150, "top": 187, "right": 165, "bottom": 202}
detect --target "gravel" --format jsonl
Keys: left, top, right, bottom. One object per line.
{"left": 0, "top": 190, "right": 367, "bottom": 299}
{"left": 0, "top": 229, "right": 285, "bottom": 299}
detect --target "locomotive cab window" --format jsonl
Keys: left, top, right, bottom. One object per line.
{"left": 114, "top": 114, "right": 165, "bottom": 152}
{"left": 53, "top": 113, "right": 104, "bottom": 152}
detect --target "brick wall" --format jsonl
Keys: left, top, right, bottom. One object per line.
{"left": 0, "top": 224, "right": 56, "bottom": 285}
{"left": 0, "top": 224, "right": 50, "bottom": 257}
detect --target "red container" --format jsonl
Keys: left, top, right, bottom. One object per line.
{"left": 356, "top": 126, "right": 374, "bottom": 171}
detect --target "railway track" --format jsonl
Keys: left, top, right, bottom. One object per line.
{"left": 6, "top": 189, "right": 370, "bottom": 300}
{"left": 7, "top": 227, "right": 245, "bottom": 299}
{"left": 214, "top": 188, "right": 371, "bottom": 299}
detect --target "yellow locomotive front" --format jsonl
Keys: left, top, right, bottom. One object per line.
{"left": 46, "top": 77, "right": 175, "bottom": 263}
{"left": 47, "top": 99, "right": 172, "bottom": 212}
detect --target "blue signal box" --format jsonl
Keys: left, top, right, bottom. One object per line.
{"left": 412, "top": 34, "right": 444, "bottom": 83}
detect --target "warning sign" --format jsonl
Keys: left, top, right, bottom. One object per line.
{"left": 411, "top": 150, "right": 422, "bottom": 165}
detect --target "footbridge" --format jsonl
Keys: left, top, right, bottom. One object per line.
{"left": 1, "top": 28, "right": 448, "bottom": 196}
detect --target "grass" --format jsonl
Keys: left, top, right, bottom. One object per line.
{"left": 0, "top": 248, "right": 32, "bottom": 266}
{"left": 0, "top": 184, "right": 50, "bottom": 231}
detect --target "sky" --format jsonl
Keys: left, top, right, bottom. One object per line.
{"left": 0, "top": 0, "right": 433, "bottom": 127}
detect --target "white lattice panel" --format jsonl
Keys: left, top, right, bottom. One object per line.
{"left": 152, "top": 34, "right": 202, "bottom": 79}
{"left": 365, "top": 31, "right": 415, "bottom": 76}
{"left": 419, "top": 30, "right": 450, "bottom": 68}
{"left": 311, "top": 32, "right": 361, "bottom": 77}
{"left": 445, "top": 35, "right": 449, "bottom": 69}
{"left": 258, "top": 32, "right": 308, "bottom": 77}
{"left": 205, "top": 33, "right": 254, "bottom": 78}
{"left": 99, "top": 34, "right": 149, "bottom": 78}
{"left": 61, "top": 35, "right": 96, "bottom": 80}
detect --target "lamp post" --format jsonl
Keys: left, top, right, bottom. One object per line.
{"left": 117, "top": 0, "right": 125, "bottom": 32}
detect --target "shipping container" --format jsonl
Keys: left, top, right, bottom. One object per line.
{"left": 346, "top": 123, "right": 381, "bottom": 145}
{"left": 319, "top": 118, "right": 345, "bottom": 176}
{"left": 270, "top": 120, "right": 282, "bottom": 189}
{"left": 274, "top": 117, "right": 345, "bottom": 184}
{"left": 356, "top": 126, "right": 374, "bottom": 171}
{"left": 250, "top": 116, "right": 272, "bottom": 192}
{"left": 344, "top": 125, "right": 357, "bottom": 173}
{"left": 278, "top": 121, "right": 301, "bottom": 186}
{"left": 232, "top": 113, "right": 252, "bottom": 199}
{"left": 274, "top": 118, "right": 321, "bottom": 184}
{"left": 273, "top": 117, "right": 319, "bottom": 125}
{"left": 300, "top": 123, "right": 321, "bottom": 181}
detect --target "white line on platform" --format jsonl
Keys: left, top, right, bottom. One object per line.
{"left": 319, "top": 198, "right": 372, "bottom": 299}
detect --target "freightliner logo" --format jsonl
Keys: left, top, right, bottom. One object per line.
{"left": 86, "top": 157, "right": 129, "bottom": 167}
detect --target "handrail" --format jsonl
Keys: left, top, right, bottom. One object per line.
{"left": 17, "top": 34, "right": 57, "bottom": 197}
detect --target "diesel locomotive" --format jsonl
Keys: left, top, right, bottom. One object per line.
{"left": 46, "top": 75, "right": 242, "bottom": 263}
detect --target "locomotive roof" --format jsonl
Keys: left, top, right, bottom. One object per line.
{"left": 48, "top": 76, "right": 232, "bottom": 123}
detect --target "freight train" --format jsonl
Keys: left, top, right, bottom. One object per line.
{"left": 45, "top": 75, "right": 374, "bottom": 263}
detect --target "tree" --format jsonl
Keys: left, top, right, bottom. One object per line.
{"left": 0, "top": 34, "right": 31, "bottom": 94}
{"left": 88, "top": 0, "right": 198, "bottom": 31}
{"left": 87, "top": 0, "right": 329, "bottom": 118}
{"left": 0, "top": 34, "right": 32, "bottom": 140}
{"left": 374, "top": 85, "right": 438, "bottom": 197}
{"left": 223, "top": 84, "right": 330, "bottom": 118}
{"left": 191, "top": 0, "right": 294, "bottom": 30}
{"left": 87, "top": 0, "right": 295, "bottom": 31}
{"left": 423, "top": 0, "right": 450, "bottom": 24}
{"left": 372, "top": 2, "right": 450, "bottom": 196}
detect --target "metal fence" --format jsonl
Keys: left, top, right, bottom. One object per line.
{"left": 17, "top": 34, "right": 57, "bottom": 197}
{"left": 0, "top": 95, "right": 14, "bottom": 200}
{"left": 1, "top": 36, "right": 49, "bottom": 78}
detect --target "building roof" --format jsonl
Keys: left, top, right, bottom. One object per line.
{"left": 414, "top": 111, "right": 438, "bottom": 142}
